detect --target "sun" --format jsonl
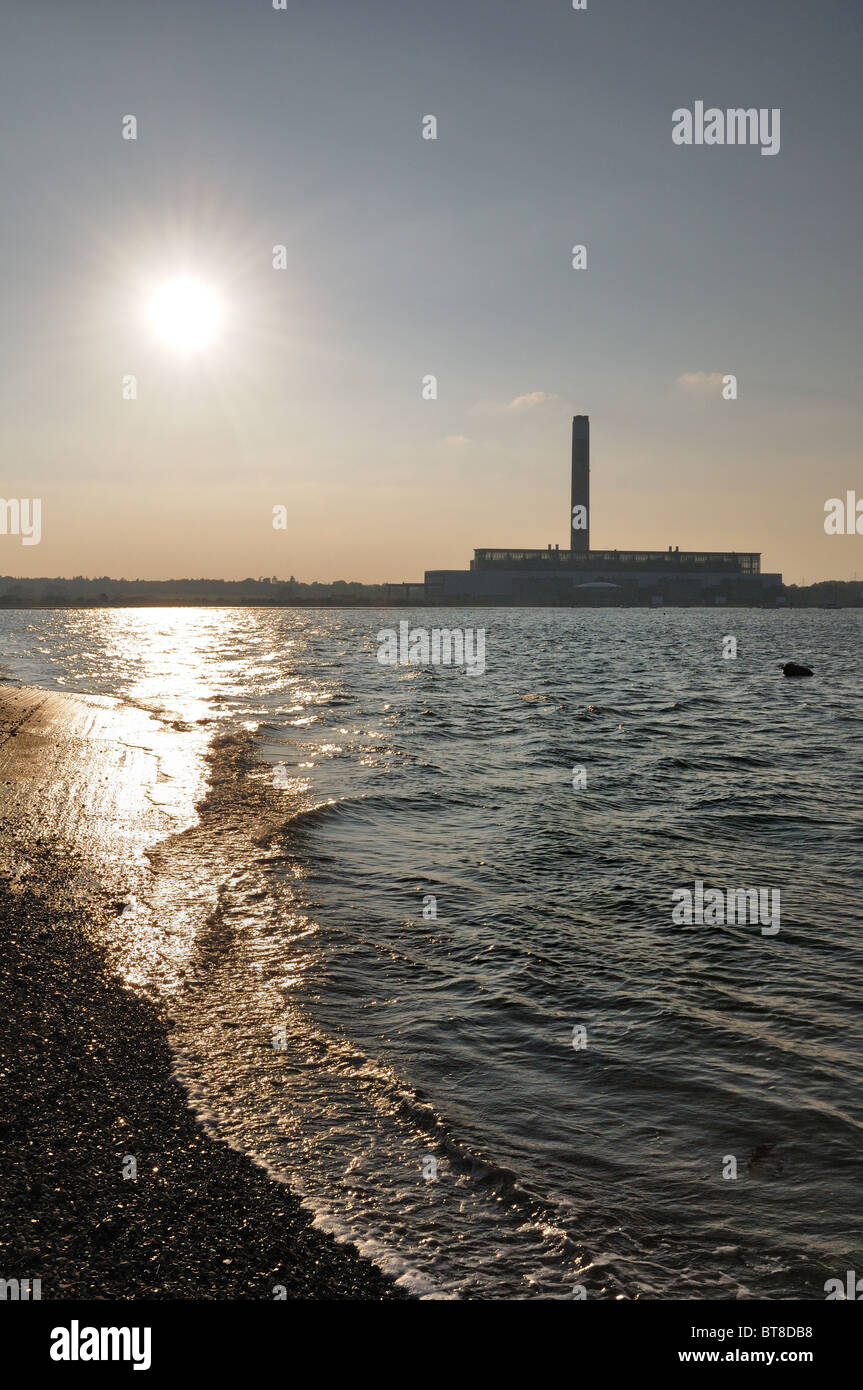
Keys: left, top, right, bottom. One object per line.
{"left": 148, "top": 277, "right": 223, "bottom": 352}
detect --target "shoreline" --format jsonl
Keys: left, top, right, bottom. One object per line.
{"left": 2, "top": 599, "right": 853, "bottom": 608}
{"left": 0, "top": 683, "right": 407, "bottom": 1300}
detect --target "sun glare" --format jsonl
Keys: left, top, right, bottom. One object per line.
{"left": 148, "top": 277, "right": 223, "bottom": 352}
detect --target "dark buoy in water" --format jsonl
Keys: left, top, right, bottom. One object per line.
{"left": 780, "top": 662, "right": 813, "bottom": 678}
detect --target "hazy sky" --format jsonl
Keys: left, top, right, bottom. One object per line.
{"left": 1, "top": 0, "right": 861, "bottom": 583}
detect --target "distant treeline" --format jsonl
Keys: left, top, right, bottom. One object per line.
{"left": 782, "top": 581, "right": 863, "bottom": 608}
{"left": 0, "top": 576, "right": 390, "bottom": 606}
{"left": 0, "top": 576, "right": 861, "bottom": 608}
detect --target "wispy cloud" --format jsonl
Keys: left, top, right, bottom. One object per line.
{"left": 470, "top": 390, "right": 563, "bottom": 416}
{"left": 506, "top": 390, "right": 559, "bottom": 411}
{"left": 674, "top": 371, "right": 725, "bottom": 396}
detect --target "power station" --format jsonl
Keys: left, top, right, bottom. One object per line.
{"left": 424, "top": 415, "right": 782, "bottom": 604}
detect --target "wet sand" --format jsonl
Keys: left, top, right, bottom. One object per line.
{"left": 0, "top": 684, "right": 406, "bottom": 1299}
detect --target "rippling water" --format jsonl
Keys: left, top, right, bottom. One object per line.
{"left": 2, "top": 607, "right": 862, "bottom": 1298}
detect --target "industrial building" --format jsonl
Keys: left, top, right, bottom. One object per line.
{"left": 424, "top": 416, "right": 782, "bottom": 605}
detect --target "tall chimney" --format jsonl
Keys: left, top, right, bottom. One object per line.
{"left": 571, "top": 415, "right": 589, "bottom": 553}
